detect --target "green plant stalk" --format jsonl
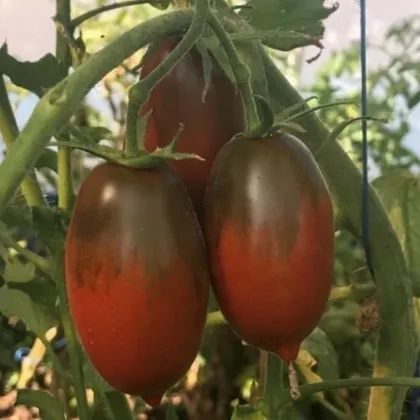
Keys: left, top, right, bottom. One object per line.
{"left": 207, "top": 13, "right": 260, "bottom": 134}
{"left": 0, "top": 229, "right": 51, "bottom": 273}
{"left": 0, "top": 9, "right": 195, "bottom": 216}
{"left": 71, "top": 0, "right": 160, "bottom": 28}
{"left": 260, "top": 48, "right": 416, "bottom": 420}
{"left": 56, "top": 0, "right": 74, "bottom": 211}
{"left": 52, "top": 246, "right": 90, "bottom": 420}
{"left": 0, "top": 77, "right": 45, "bottom": 207}
{"left": 125, "top": 0, "right": 210, "bottom": 156}
{"left": 279, "top": 376, "right": 420, "bottom": 408}
{"left": 105, "top": 391, "right": 134, "bottom": 420}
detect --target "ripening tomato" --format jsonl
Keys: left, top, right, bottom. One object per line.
{"left": 65, "top": 162, "right": 210, "bottom": 406}
{"left": 203, "top": 132, "right": 334, "bottom": 361}
{"left": 139, "top": 37, "right": 244, "bottom": 216}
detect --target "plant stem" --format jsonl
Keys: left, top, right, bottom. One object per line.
{"left": 52, "top": 245, "right": 90, "bottom": 420}
{"left": 0, "top": 9, "right": 195, "bottom": 216}
{"left": 71, "top": 0, "right": 159, "bottom": 28}
{"left": 289, "top": 376, "right": 420, "bottom": 404}
{"left": 0, "top": 77, "right": 45, "bottom": 207}
{"left": 125, "top": 0, "right": 210, "bottom": 156}
{"left": 207, "top": 13, "right": 260, "bottom": 134}
{"left": 105, "top": 392, "right": 134, "bottom": 420}
{"left": 56, "top": 0, "right": 73, "bottom": 211}
{"left": 0, "top": 229, "right": 51, "bottom": 273}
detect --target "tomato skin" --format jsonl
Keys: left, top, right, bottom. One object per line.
{"left": 203, "top": 133, "right": 334, "bottom": 361}
{"left": 139, "top": 38, "right": 244, "bottom": 216}
{"left": 65, "top": 163, "right": 210, "bottom": 405}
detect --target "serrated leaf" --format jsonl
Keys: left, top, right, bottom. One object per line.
{"left": 372, "top": 171, "right": 420, "bottom": 272}
{"left": 0, "top": 43, "right": 62, "bottom": 96}
{"left": 16, "top": 389, "right": 65, "bottom": 420}
{"left": 0, "top": 286, "right": 56, "bottom": 337}
{"left": 4, "top": 258, "right": 35, "bottom": 283}
{"left": 239, "top": 0, "right": 338, "bottom": 51}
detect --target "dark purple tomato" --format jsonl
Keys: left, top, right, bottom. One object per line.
{"left": 204, "top": 132, "right": 334, "bottom": 361}
{"left": 139, "top": 37, "right": 244, "bottom": 217}
{"left": 65, "top": 162, "right": 210, "bottom": 406}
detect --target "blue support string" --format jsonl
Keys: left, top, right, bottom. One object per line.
{"left": 359, "top": 0, "right": 374, "bottom": 279}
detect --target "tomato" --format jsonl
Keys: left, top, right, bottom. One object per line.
{"left": 139, "top": 37, "right": 244, "bottom": 217}
{"left": 203, "top": 133, "right": 334, "bottom": 361}
{"left": 65, "top": 163, "right": 210, "bottom": 405}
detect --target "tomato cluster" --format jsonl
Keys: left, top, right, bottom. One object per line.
{"left": 65, "top": 38, "right": 334, "bottom": 406}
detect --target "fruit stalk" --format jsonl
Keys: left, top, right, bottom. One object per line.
{"left": 53, "top": 245, "right": 90, "bottom": 420}
{"left": 55, "top": 0, "right": 74, "bottom": 211}
{"left": 125, "top": 0, "right": 211, "bottom": 157}
{"left": 207, "top": 13, "right": 261, "bottom": 135}
{"left": 0, "top": 77, "right": 45, "bottom": 207}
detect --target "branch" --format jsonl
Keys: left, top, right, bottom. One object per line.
{"left": 0, "top": 229, "right": 51, "bottom": 273}
{"left": 125, "top": 0, "right": 210, "bottom": 155}
{"left": 71, "top": 0, "right": 158, "bottom": 28}
{"left": 55, "top": 0, "right": 74, "bottom": 212}
{"left": 207, "top": 12, "right": 260, "bottom": 134}
{"left": 0, "top": 9, "right": 195, "bottom": 216}
{"left": 0, "top": 77, "right": 45, "bottom": 207}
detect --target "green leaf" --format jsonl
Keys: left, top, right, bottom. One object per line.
{"left": 301, "top": 327, "right": 339, "bottom": 381}
{"left": 16, "top": 390, "right": 65, "bottom": 420}
{"left": 231, "top": 405, "right": 266, "bottom": 419}
{"left": 35, "top": 149, "right": 58, "bottom": 172}
{"left": 8, "top": 276, "right": 59, "bottom": 320}
{"left": 3, "top": 257, "right": 35, "bottom": 283}
{"left": 260, "top": 354, "right": 288, "bottom": 417}
{"left": 0, "top": 286, "right": 56, "bottom": 337}
{"left": 70, "top": 126, "right": 114, "bottom": 145}
{"left": 0, "top": 43, "right": 62, "bottom": 96}
{"left": 372, "top": 170, "right": 420, "bottom": 272}
{"left": 165, "top": 403, "right": 179, "bottom": 420}
{"left": 277, "top": 405, "right": 306, "bottom": 419}
{"left": 238, "top": 0, "right": 338, "bottom": 51}
{"left": 105, "top": 391, "right": 134, "bottom": 420}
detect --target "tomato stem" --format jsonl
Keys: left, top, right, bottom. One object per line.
{"left": 0, "top": 77, "right": 45, "bottom": 208}
{"left": 125, "top": 0, "right": 211, "bottom": 158}
{"left": 55, "top": 0, "right": 75, "bottom": 212}
{"left": 52, "top": 246, "right": 90, "bottom": 420}
{"left": 207, "top": 13, "right": 262, "bottom": 136}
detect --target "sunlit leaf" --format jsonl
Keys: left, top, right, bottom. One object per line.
{"left": 239, "top": 0, "right": 338, "bottom": 51}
